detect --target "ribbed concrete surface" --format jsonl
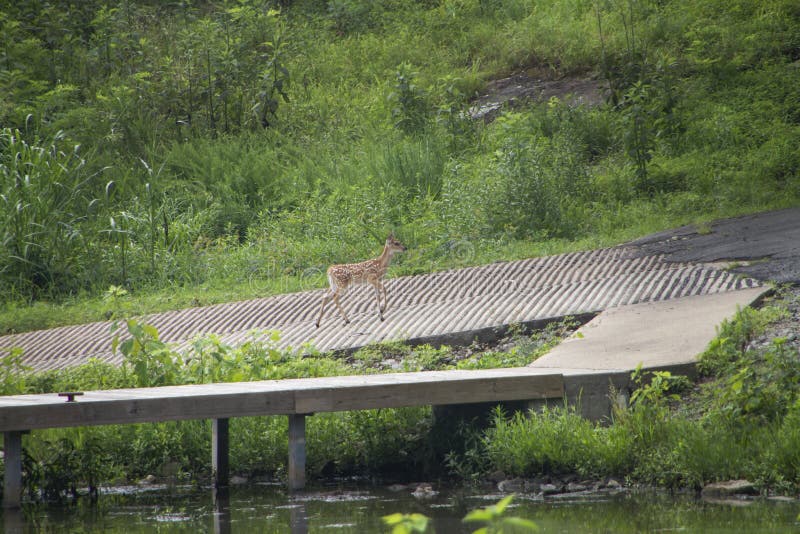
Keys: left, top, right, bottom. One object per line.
{"left": 0, "top": 246, "right": 761, "bottom": 372}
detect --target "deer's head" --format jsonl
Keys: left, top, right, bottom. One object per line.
{"left": 386, "top": 233, "right": 407, "bottom": 253}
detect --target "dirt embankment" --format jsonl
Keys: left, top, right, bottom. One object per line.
{"left": 470, "top": 73, "right": 607, "bottom": 122}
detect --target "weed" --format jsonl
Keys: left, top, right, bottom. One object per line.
{"left": 384, "top": 495, "right": 539, "bottom": 534}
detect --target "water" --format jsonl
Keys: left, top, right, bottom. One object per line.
{"left": 3, "top": 483, "right": 799, "bottom": 533}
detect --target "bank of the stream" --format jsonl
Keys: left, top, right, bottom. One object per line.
{"left": 1, "top": 286, "right": 799, "bottom": 504}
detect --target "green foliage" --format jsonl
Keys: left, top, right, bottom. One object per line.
{"left": 384, "top": 496, "right": 539, "bottom": 534}
{"left": 487, "top": 110, "right": 592, "bottom": 239}
{"left": 0, "top": 347, "right": 29, "bottom": 395}
{"left": 389, "top": 63, "right": 430, "bottom": 134}
{"left": 700, "top": 333, "right": 800, "bottom": 425}
{"left": 629, "top": 367, "right": 690, "bottom": 410}
{"left": 0, "top": 129, "right": 104, "bottom": 297}
{"left": 383, "top": 512, "right": 430, "bottom": 534}
{"left": 483, "top": 405, "right": 632, "bottom": 478}
{"left": 25, "top": 433, "right": 110, "bottom": 501}
{"left": 699, "top": 305, "right": 788, "bottom": 376}
{"left": 463, "top": 495, "right": 539, "bottom": 534}
{"left": 1, "top": 0, "right": 800, "bottom": 498}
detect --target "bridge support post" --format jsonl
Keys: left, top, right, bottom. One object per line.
{"left": 288, "top": 414, "right": 306, "bottom": 491}
{"left": 212, "top": 418, "right": 230, "bottom": 488}
{"left": 3, "top": 431, "right": 23, "bottom": 508}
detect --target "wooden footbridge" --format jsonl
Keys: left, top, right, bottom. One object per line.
{"left": 0, "top": 244, "right": 765, "bottom": 508}
{"left": 0, "top": 367, "right": 567, "bottom": 508}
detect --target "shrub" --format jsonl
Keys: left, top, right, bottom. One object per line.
{"left": 483, "top": 406, "right": 631, "bottom": 478}
{"left": 0, "top": 129, "right": 104, "bottom": 297}
{"left": 487, "top": 113, "right": 592, "bottom": 239}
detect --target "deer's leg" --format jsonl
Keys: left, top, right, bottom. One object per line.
{"left": 369, "top": 281, "right": 384, "bottom": 321}
{"left": 380, "top": 282, "right": 388, "bottom": 313}
{"left": 316, "top": 291, "right": 332, "bottom": 328}
{"left": 332, "top": 291, "right": 350, "bottom": 325}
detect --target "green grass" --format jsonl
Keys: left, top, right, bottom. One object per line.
{"left": 1, "top": 0, "right": 799, "bottom": 499}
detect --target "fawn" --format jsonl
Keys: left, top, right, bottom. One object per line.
{"left": 315, "top": 233, "right": 407, "bottom": 327}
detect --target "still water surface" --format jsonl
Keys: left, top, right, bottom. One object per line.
{"left": 4, "top": 483, "right": 799, "bottom": 533}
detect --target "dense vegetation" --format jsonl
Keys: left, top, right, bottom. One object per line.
{"left": 1, "top": 0, "right": 798, "bottom": 332}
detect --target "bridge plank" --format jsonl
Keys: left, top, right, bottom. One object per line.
{"left": 0, "top": 368, "right": 563, "bottom": 431}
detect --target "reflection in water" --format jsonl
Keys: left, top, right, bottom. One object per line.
{"left": 289, "top": 500, "right": 308, "bottom": 534}
{"left": 213, "top": 487, "right": 231, "bottom": 534}
{"left": 3, "top": 506, "right": 24, "bottom": 534}
{"left": 1, "top": 485, "right": 799, "bottom": 533}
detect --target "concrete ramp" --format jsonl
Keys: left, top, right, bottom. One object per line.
{"left": 523, "top": 286, "right": 770, "bottom": 420}
{"left": 531, "top": 286, "right": 767, "bottom": 373}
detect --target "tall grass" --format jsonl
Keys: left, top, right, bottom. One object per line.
{"left": 0, "top": 129, "right": 104, "bottom": 298}
{"left": 484, "top": 405, "right": 632, "bottom": 478}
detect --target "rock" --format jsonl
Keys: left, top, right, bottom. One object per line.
{"left": 411, "top": 483, "right": 438, "bottom": 499}
{"left": 605, "top": 478, "right": 622, "bottom": 489}
{"left": 566, "top": 482, "right": 589, "bottom": 493}
{"left": 487, "top": 470, "right": 507, "bottom": 483}
{"left": 139, "top": 474, "right": 157, "bottom": 485}
{"left": 768, "top": 495, "right": 796, "bottom": 503}
{"left": 384, "top": 358, "right": 402, "bottom": 371}
{"left": 703, "top": 497, "right": 755, "bottom": 507}
{"left": 701, "top": 480, "right": 759, "bottom": 498}
{"left": 497, "top": 478, "right": 525, "bottom": 493}
{"left": 539, "top": 483, "right": 561, "bottom": 495}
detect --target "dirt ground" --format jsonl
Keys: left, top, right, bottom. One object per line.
{"left": 470, "top": 72, "right": 606, "bottom": 121}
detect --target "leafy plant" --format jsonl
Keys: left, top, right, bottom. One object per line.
{"left": 0, "top": 346, "right": 29, "bottom": 395}
{"left": 0, "top": 128, "right": 104, "bottom": 297}
{"left": 383, "top": 512, "right": 430, "bottom": 534}
{"left": 463, "top": 495, "right": 539, "bottom": 534}
{"left": 259, "top": 20, "right": 291, "bottom": 129}
{"left": 389, "top": 63, "right": 429, "bottom": 134}
{"left": 629, "top": 366, "right": 690, "bottom": 410}
{"left": 384, "top": 496, "right": 538, "bottom": 534}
